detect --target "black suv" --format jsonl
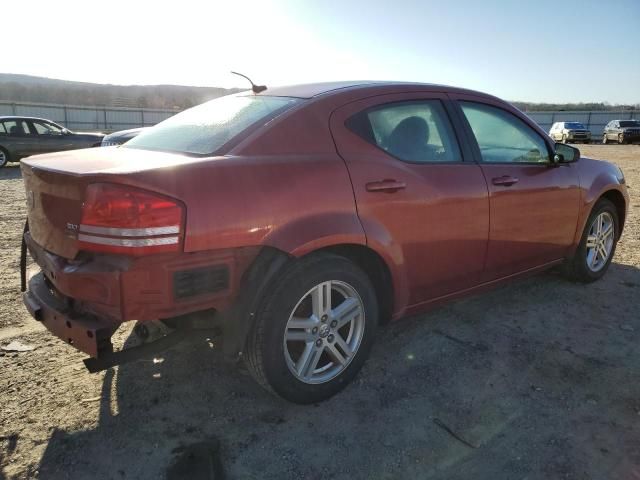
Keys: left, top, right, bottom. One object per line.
{"left": 0, "top": 116, "right": 104, "bottom": 167}
{"left": 602, "top": 119, "right": 640, "bottom": 144}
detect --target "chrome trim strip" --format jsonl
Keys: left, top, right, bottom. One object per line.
{"left": 79, "top": 224, "right": 180, "bottom": 237}
{"left": 78, "top": 234, "right": 179, "bottom": 247}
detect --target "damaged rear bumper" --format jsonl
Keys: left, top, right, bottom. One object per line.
{"left": 23, "top": 272, "right": 117, "bottom": 358}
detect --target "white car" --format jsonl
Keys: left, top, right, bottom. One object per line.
{"left": 549, "top": 122, "right": 591, "bottom": 144}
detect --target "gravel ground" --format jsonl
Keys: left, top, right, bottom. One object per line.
{"left": 1, "top": 145, "right": 639, "bottom": 479}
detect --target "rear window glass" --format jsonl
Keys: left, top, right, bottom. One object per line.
{"left": 125, "top": 95, "right": 301, "bottom": 156}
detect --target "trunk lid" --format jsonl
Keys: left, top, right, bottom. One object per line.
{"left": 21, "top": 147, "right": 206, "bottom": 259}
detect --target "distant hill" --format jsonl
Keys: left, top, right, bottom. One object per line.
{"left": 0, "top": 73, "right": 243, "bottom": 110}
{"left": 512, "top": 101, "right": 639, "bottom": 112}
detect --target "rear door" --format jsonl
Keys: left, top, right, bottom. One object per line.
{"left": 450, "top": 95, "right": 580, "bottom": 281}
{"left": 330, "top": 92, "right": 489, "bottom": 307}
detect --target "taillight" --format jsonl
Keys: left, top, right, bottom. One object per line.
{"left": 78, "top": 183, "right": 184, "bottom": 256}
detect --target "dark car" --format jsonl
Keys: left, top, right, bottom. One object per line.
{"left": 0, "top": 116, "right": 104, "bottom": 167}
{"left": 101, "top": 127, "right": 148, "bottom": 147}
{"left": 602, "top": 119, "right": 640, "bottom": 144}
{"left": 20, "top": 82, "right": 628, "bottom": 403}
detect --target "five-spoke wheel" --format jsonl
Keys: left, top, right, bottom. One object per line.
{"left": 564, "top": 198, "right": 619, "bottom": 282}
{"left": 284, "top": 280, "right": 365, "bottom": 384}
{"left": 245, "top": 253, "right": 377, "bottom": 404}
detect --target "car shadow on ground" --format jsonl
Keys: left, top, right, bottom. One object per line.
{"left": 34, "top": 263, "right": 640, "bottom": 479}
{"left": 0, "top": 164, "right": 22, "bottom": 180}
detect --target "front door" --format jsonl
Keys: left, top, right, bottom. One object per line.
{"left": 330, "top": 93, "right": 489, "bottom": 308}
{"left": 451, "top": 96, "right": 580, "bottom": 281}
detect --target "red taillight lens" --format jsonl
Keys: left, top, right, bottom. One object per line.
{"left": 78, "top": 183, "right": 184, "bottom": 256}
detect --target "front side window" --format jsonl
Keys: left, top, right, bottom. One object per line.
{"left": 125, "top": 95, "right": 301, "bottom": 156}
{"left": 460, "top": 102, "right": 550, "bottom": 164}
{"left": 347, "top": 100, "right": 461, "bottom": 163}
{"left": 33, "top": 120, "right": 63, "bottom": 135}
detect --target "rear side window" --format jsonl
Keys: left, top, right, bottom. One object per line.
{"left": 347, "top": 100, "right": 461, "bottom": 163}
{"left": 460, "top": 102, "right": 550, "bottom": 164}
{"left": 125, "top": 95, "right": 301, "bottom": 156}
{"left": 2, "top": 120, "right": 19, "bottom": 135}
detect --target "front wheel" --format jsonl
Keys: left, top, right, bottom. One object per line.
{"left": 563, "top": 198, "right": 619, "bottom": 283}
{"left": 618, "top": 134, "right": 625, "bottom": 144}
{"left": 0, "top": 148, "right": 9, "bottom": 168}
{"left": 245, "top": 253, "right": 378, "bottom": 403}
{"left": 602, "top": 135, "right": 608, "bottom": 144}
{"left": 562, "top": 134, "right": 569, "bottom": 144}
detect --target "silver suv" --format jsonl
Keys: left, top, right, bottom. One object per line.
{"left": 549, "top": 121, "right": 591, "bottom": 144}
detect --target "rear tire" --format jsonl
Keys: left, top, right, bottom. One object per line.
{"left": 0, "top": 147, "right": 9, "bottom": 168}
{"left": 563, "top": 198, "right": 619, "bottom": 283}
{"left": 244, "top": 253, "right": 378, "bottom": 404}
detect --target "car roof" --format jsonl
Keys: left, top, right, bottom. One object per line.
{"left": 0, "top": 116, "right": 58, "bottom": 123}
{"left": 244, "top": 80, "right": 497, "bottom": 100}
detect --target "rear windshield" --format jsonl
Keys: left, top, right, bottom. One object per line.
{"left": 125, "top": 95, "right": 301, "bottom": 156}
{"left": 619, "top": 120, "right": 640, "bottom": 127}
{"left": 564, "top": 122, "right": 585, "bottom": 129}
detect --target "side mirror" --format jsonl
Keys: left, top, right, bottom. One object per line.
{"left": 553, "top": 143, "right": 580, "bottom": 164}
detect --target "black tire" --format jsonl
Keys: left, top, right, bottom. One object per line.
{"left": 602, "top": 135, "right": 608, "bottom": 144}
{"left": 618, "top": 134, "right": 625, "bottom": 145}
{"left": 563, "top": 198, "right": 619, "bottom": 283}
{"left": 0, "top": 147, "right": 9, "bottom": 168}
{"left": 245, "top": 253, "right": 378, "bottom": 404}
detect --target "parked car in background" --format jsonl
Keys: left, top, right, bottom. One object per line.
{"left": 101, "top": 127, "right": 148, "bottom": 146}
{"left": 20, "top": 82, "right": 628, "bottom": 403}
{"left": 549, "top": 121, "right": 591, "bottom": 144}
{"left": 602, "top": 119, "right": 640, "bottom": 144}
{"left": 0, "top": 117, "right": 103, "bottom": 167}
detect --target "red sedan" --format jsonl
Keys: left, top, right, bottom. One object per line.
{"left": 21, "top": 81, "right": 628, "bottom": 403}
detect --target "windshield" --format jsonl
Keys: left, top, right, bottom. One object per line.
{"left": 564, "top": 122, "right": 585, "bottom": 129}
{"left": 619, "top": 120, "right": 640, "bottom": 127}
{"left": 125, "top": 95, "right": 301, "bottom": 155}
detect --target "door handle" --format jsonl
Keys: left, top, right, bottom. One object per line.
{"left": 365, "top": 179, "right": 407, "bottom": 193}
{"left": 492, "top": 175, "right": 519, "bottom": 187}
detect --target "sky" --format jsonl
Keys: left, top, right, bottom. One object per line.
{"left": 3, "top": 0, "right": 639, "bottom": 103}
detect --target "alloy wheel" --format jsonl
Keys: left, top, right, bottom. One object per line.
{"left": 585, "top": 211, "right": 615, "bottom": 272}
{"left": 0, "top": 150, "right": 7, "bottom": 167}
{"left": 283, "top": 280, "right": 365, "bottom": 384}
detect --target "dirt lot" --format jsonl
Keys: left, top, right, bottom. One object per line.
{"left": 1, "top": 145, "right": 639, "bottom": 479}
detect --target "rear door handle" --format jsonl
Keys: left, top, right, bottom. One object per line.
{"left": 492, "top": 175, "right": 519, "bottom": 187}
{"left": 365, "top": 179, "right": 407, "bottom": 193}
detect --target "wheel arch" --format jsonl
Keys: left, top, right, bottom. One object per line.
{"left": 600, "top": 189, "right": 626, "bottom": 238}
{"left": 310, "top": 243, "right": 394, "bottom": 325}
{"left": 0, "top": 145, "right": 10, "bottom": 163}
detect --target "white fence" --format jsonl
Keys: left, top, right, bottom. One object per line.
{"left": 0, "top": 101, "right": 177, "bottom": 133}
{"left": 1, "top": 100, "right": 638, "bottom": 137}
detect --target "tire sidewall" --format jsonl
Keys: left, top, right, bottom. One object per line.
{"left": 256, "top": 256, "right": 378, "bottom": 404}
{"left": 573, "top": 199, "right": 619, "bottom": 281}
{"left": 0, "top": 148, "right": 8, "bottom": 168}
